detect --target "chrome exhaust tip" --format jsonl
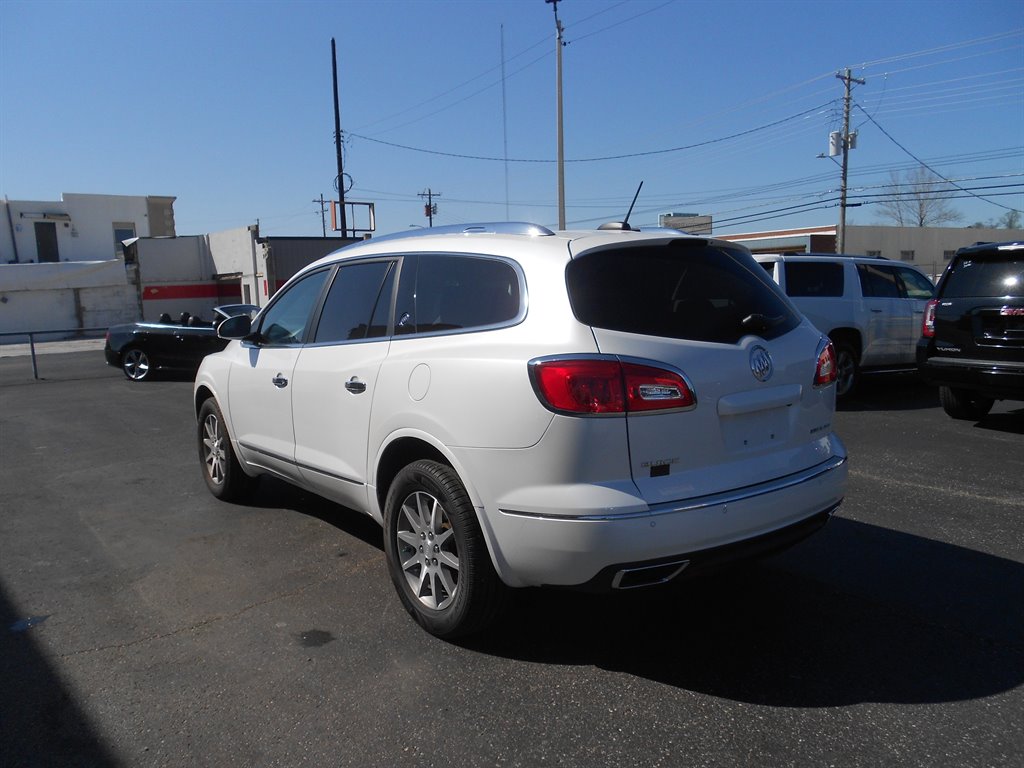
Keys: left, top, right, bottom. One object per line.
{"left": 611, "top": 559, "right": 690, "bottom": 590}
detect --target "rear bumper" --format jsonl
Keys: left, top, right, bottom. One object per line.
{"left": 577, "top": 502, "right": 839, "bottom": 592}
{"left": 917, "top": 349, "right": 1024, "bottom": 401}
{"left": 103, "top": 342, "right": 120, "bottom": 367}
{"left": 481, "top": 453, "right": 848, "bottom": 588}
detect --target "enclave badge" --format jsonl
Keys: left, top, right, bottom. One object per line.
{"left": 750, "top": 345, "right": 773, "bottom": 382}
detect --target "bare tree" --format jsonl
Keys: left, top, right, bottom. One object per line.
{"left": 875, "top": 166, "right": 963, "bottom": 227}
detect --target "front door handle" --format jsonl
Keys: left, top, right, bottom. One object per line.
{"left": 272, "top": 374, "right": 288, "bottom": 388}
{"left": 345, "top": 377, "right": 367, "bottom": 394}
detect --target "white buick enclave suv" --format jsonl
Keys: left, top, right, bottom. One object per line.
{"left": 195, "top": 223, "right": 848, "bottom": 638}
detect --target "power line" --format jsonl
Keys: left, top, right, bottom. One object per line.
{"left": 854, "top": 102, "right": 1022, "bottom": 213}
{"left": 348, "top": 102, "right": 834, "bottom": 164}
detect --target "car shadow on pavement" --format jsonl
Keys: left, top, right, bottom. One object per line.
{"left": 244, "top": 476, "right": 385, "bottom": 551}
{"left": 462, "top": 516, "right": 1024, "bottom": 708}
{"left": 0, "top": 583, "right": 120, "bottom": 768}
{"left": 973, "top": 407, "right": 1024, "bottom": 435}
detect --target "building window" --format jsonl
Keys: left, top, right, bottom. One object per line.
{"left": 943, "top": 250, "right": 956, "bottom": 261}
{"left": 866, "top": 250, "right": 882, "bottom": 258}
{"left": 113, "top": 222, "right": 137, "bottom": 258}
{"left": 900, "top": 250, "right": 915, "bottom": 261}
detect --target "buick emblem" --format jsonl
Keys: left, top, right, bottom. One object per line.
{"left": 750, "top": 346, "right": 773, "bottom": 382}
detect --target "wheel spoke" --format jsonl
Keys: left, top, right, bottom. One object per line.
{"left": 438, "top": 551, "right": 460, "bottom": 571}
{"left": 437, "top": 568, "right": 457, "bottom": 599}
{"left": 416, "top": 567, "right": 430, "bottom": 601}
{"left": 401, "top": 552, "right": 420, "bottom": 571}
{"left": 396, "top": 530, "right": 420, "bottom": 548}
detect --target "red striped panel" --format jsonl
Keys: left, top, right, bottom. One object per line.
{"left": 143, "top": 283, "right": 242, "bottom": 300}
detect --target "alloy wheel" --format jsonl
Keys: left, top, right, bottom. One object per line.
{"left": 202, "top": 413, "right": 227, "bottom": 486}
{"left": 123, "top": 349, "right": 150, "bottom": 380}
{"left": 395, "top": 491, "right": 460, "bottom": 610}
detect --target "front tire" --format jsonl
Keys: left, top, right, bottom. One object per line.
{"left": 198, "top": 398, "right": 255, "bottom": 501}
{"left": 383, "top": 460, "right": 506, "bottom": 639}
{"left": 122, "top": 347, "right": 151, "bottom": 381}
{"left": 939, "top": 386, "right": 994, "bottom": 420}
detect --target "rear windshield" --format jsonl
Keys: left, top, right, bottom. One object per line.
{"left": 566, "top": 240, "right": 801, "bottom": 343}
{"left": 943, "top": 252, "right": 1024, "bottom": 298}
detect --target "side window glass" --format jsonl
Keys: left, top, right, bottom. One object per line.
{"left": 395, "top": 254, "right": 521, "bottom": 336}
{"left": 257, "top": 269, "right": 329, "bottom": 345}
{"left": 857, "top": 264, "right": 901, "bottom": 299}
{"left": 314, "top": 261, "right": 395, "bottom": 343}
{"left": 783, "top": 262, "right": 844, "bottom": 297}
{"left": 896, "top": 267, "right": 935, "bottom": 299}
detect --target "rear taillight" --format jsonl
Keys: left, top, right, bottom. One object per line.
{"left": 922, "top": 299, "right": 938, "bottom": 338}
{"left": 529, "top": 357, "right": 695, "bottom": 415}
{"left": 814, "top": 340, "right": 837, "bottom": 388}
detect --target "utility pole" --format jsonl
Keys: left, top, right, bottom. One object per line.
{"left": 546, "top": 0, "right": 566, "bottom": 229}
{"left": 331, "top": 38, "right": 348, "bottom": 238}
{"left": 419, "top": 188, "right": 441, "bottom": 227}
{"left": 836, "top": 68, "right": 865, "bottom": 254}
{"left": 313, "top": 194, "right": 328, "bottom": 237}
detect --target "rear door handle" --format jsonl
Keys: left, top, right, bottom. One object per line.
{"left": 345, "top": 377, "right": 367, "bottom": 394}
{"left": 272, "top": 374, "right": 288, "bottom": 388}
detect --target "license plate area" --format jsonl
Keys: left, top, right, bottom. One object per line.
{"left": 720, "top": 407, "right": 790, "bottom": 452}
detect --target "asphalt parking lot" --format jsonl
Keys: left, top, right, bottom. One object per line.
{"left": 1, "top": 350, "right": 1022, "bottom": 768}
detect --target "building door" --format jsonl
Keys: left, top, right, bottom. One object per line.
{"left": 34, "top": 222, "right": 59, "bottom": 262}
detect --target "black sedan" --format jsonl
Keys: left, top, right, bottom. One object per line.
{"left": 104, "top": 304, "right": 260, "bottom": 381}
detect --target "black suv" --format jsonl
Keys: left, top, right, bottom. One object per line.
{"left": 918, "top": 241, "right": 1024, "bottom": 419}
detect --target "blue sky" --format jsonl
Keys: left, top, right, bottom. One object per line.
{"left": 1, "top": 0, "right": 1022, "bottom": 239}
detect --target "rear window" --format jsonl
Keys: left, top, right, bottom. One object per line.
{"left": 567, "top": 241, "right": 800, "bottom": 344}
{"left": 784, "top": 262, "right": 844, "bottom": 297}
{"left": 943, "top": 252, "right": 1024, "bottom": 298}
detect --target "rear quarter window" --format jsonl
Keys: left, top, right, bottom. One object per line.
{"left": 566, "top": 240, "right": 800, "bottom": 344}
{"left": 783, "top": 262, "right": 844, "bottom": 297}
{"left": 395, "top": 254, "right": 522, "bottom": 335}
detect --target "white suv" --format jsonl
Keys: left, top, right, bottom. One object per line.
{"left": 755, "top": 254, "right": 935, "bottom": 397}
{"left": 195, "top": 223, "right": 848, "bottom": 638}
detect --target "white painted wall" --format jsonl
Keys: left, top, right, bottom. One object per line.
{"left": 0, "top": 260, "right": 135, "bottom": 335}
{"left": 1, "top": 193, "right": 163, "bottom": 264}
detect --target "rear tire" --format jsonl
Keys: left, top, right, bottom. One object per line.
{"left": 383, "top": 460, "right": 506, "bottom": 639}
{"left": 833, "top": 341, "right": 859, "bottom": 400}
{"left": 198, "top": 398, "right": 255, "bottom": 501}
{"left": 939, "top": 386, "right": 994, "bottom": 420}
{"left": 121, "top": 347, "right": 151, "bottom": 381}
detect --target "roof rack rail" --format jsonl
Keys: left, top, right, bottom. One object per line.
{"left": 367, "top": 222, "right": 554, "bottom": 245}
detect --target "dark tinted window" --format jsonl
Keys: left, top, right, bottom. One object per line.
{"left": 258, "top": 269, "right": 330, "bottom": 345}
{"left": 566, "top": 241, "right": 800, "bottom": 344}
{"left": 314, "top": 261, "right": 395, "bottom": 343}
{"left": 943, "top": 252, "right": 1024, "bottom": 298}
{"left": 857, "top": 264, "right": 901, "bottom": 298}
{"left": 784, "top": 262, "right": 844, "bottom": 297}
{"left": 395, "top": 254, "right": 521, "bottom": 336}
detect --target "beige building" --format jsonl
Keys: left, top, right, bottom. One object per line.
{"left": 719, "top": 224, "right": 1024, "bottom": 279}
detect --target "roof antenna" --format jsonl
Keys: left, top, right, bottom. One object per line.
{"left": 623, "top": 181, "right": 643, "bottom": 228}
{"left": 598, "top": 181, "right": 644, "bottom": 231}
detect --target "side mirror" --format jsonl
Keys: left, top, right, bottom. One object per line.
{"left": 217, "top": 314, "right": 253, "bottom": 340}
